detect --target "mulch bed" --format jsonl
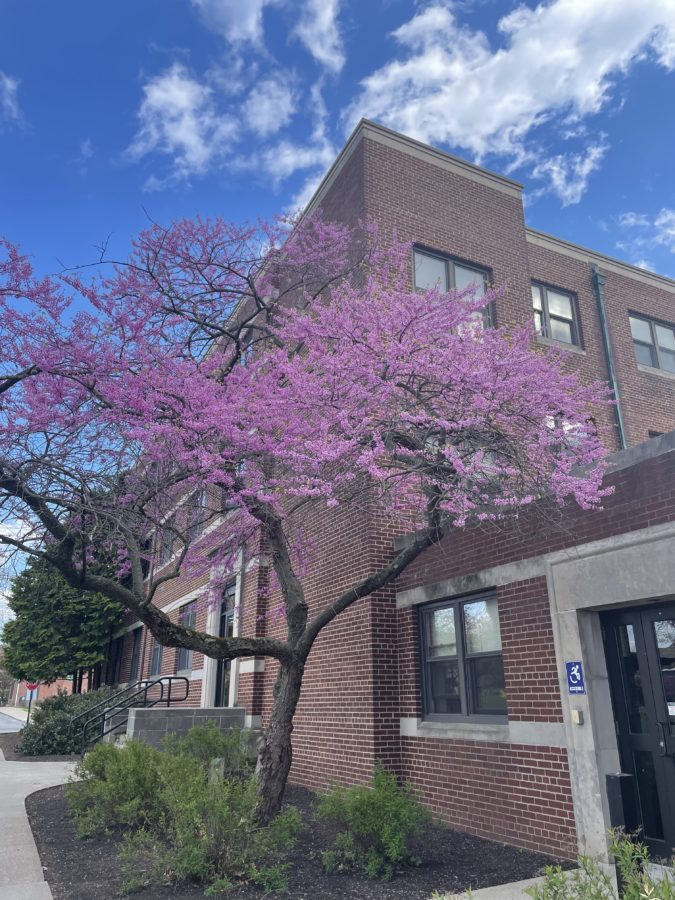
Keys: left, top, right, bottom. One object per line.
{"left": 27, "top": 782, "right": 570, "bottom": 900}
{"left": 0, "top": 730, "right": 79, "bottom": 762}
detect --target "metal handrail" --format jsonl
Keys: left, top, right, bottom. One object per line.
{"left": 72, "top": 675, "right": 190, "bottom": 753}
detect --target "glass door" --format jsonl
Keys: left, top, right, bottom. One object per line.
{"left": 603, "top": 604, "right": 675, "bottom": 857}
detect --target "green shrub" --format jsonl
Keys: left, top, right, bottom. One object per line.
{"left": 67, "top": 727, "right": 301, "bottom": 893}
{"left": 66, "top": 740, "right": 167, "bottom": 837}
{"left": 526, "top": 834, "right": 675, "bottom": 900}
{"left": 163, "top": 719, "right": 254, "bottom": 778}
{"left": 317, "top": 763, "right": 432, "bottom": 880}
{"left": 18, "top": 686, "right": 119, "bottom": 756}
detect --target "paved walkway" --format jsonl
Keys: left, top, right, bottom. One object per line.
{"left": 0, "top": 708, "right": 26, "bottom": 732}
{"left": 0, "top": 705, "right": 30, "bottom": 722}
{"left": 0, "top": 745, "right": 75, "bottom": 900}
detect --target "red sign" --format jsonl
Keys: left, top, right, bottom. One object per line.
{"left": 25, "top": 682, "right": 38, "bottom": 691}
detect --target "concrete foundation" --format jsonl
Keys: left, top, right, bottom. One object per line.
{"left": 125, "top": 706, "right": 247, "bottom": 748}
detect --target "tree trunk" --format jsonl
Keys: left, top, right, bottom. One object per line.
{"left": 254, "top": 660, "right": 304, "bottom": 825}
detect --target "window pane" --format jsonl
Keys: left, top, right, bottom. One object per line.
{"left": 549, "top": 317, "right": 573, "bottom": 344}
{"left": 464, "top": 598, "right": 502, "bottom": 653}
{"left": 652, "top": 619, "right": 675, "bottom": 736}
{"left": 468, "top": 656, "right": 506, "bottom": 715}
{"left": 660, "top": 348, "right": 675, "bottom": 373}
{"left": 546, "top": 290, "right": 573, "bottom": 320}
{"left": 531, "top": 284, "right": 542, "bottom": 310}
{"left": 428, "top": 659, "right": 461, "bottom": 714}
{"left": 630, "top": 316, "right": 653, "bottom": 344}
{"left": 427, "top": 607, "right": 457, "bottom": 657}
{"left": 414, "top": 251, "right": 447, "bottom": 291}
{"left": 616, "top": 624, "right": 648, "bottom": 734}
{"left": 634, "top": 342, "right": 657, "bottom": 368}
{"left": 454, "top": 264, "right": 485, "bottom": 296}
{"left": 534, "top": 310, "right": 543, "bottom": 333}
{"left": 655, "top": 324, "right": 675, "bottom": 351}
{"left": 633, "top": 750, "right": 664, "bottom": 841}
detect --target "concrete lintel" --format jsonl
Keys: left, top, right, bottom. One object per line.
{"left": 396, "top": 555, "right": 547, "bottom": 608}
{"left": 238, "top": 658, "right": 266, "bottom": 674}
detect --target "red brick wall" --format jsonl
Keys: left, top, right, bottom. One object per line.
{"left": 527, "top": 241, "right": 675, "bottom": 446}
{"left": 397, "top": 446, "right": 675, "bottom": 592}
{"left": 113, "top": 127, "right": 675, "bottom": 861}
{"left": 400, "top": 739, "right": 576, "bottom": 858}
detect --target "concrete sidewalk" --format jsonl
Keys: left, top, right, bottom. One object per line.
{"left": 0, "top": 748, "right": 75, "bottom": 900}
{"left": 0, "top": 705, "right": 29, "bottom": 723}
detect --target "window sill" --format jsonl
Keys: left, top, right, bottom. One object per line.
{"left": 637, "top": 363, "right": 675, "bottom": 382}
{"left": 401, "top": 716, "right": 509, "bottom": 743}
{"left": 400, "top": 717, "right": 567, "bottom": 747}
{"left": 536, "top": 336, "right": 585, "bottom": 355}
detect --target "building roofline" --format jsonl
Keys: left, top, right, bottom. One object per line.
{"left": 301, "top": 120, "right": 675, "bottom": 293}
{"left": 303, "top": 118, "right": 523, "bottom": 217}
{"left": 526, "top": 228, "right": 675, "bottom": 294}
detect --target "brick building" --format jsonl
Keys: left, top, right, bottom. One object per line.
{"left": 113, "top": 121, "right": 675, "bottom": 862}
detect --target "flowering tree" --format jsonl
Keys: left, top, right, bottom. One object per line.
{"left": 0, "top": 217, "right": 609, "bottom": 821}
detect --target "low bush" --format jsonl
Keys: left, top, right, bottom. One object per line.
{"left": 18, "top": 686, "right": 119, "bottom": 756}
{"left": 163, "top": 719, "right": 254, "bottom": 778}
{"left": 527, "top": 833, "right": 675, "bottom": 899}
{"left": 67, "top": 726, "right": 300, "bottom": 893}
{"left": 66, "top": 740, "right": 167, "bottom": 837}
{"left": 317, "top": 763, "right": 432, "bottom": 880}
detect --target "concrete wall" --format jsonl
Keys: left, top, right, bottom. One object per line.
{"left": 126, "top": 706, "right": 246, "bottom": 749}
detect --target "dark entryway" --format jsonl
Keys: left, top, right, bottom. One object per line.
{"left": 214, "top": 583, "right": 236, "bottom": 707}
{"left": 603, "top": 603, "right": 675, "bottom": 857}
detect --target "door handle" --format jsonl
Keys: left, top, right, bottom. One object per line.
{"left": 656, "top": 721, "right": 668, "bottom": 756}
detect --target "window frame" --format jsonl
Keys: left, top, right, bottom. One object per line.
{"left": 128, "top": 628, "right": 141, "bottom": 683}
{"left": 629, "top": 313, "right": 675, "bottom": 374}
{"left": 149, "top": 638, "right": 164, "bottom": 677}
{"left": 413, "top": 246, "right": 494, "bottom": 327}
{"left": 531, "top": 282, "right": 581, "bottom": 347}
{"left": 418, "top": 592, "right": 507, "bottom": 724}
{"left": 158, "top": 513, "right": 176, "bottom": 566}
{"left": 187, "top": 489, "right": 207, "bottom": 545}
{"left": 176, "top": 602, "right": 197, "bottom": 675}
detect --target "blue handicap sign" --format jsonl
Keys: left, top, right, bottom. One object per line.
{"left": 566, "top": 661, "right": 586, "bottom": 694}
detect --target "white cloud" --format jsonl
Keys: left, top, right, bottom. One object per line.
{"left": 618, "top": 211, "right": 650, "bottom": 228}
{"left": 633, "top": 258, "right": 656, "bottom": 271}
{"left": 616, "top": 207, "right": 675, "bottom": 263}
{"left": 0, "top": 71, "right": 20, "bottom": 127}
{"left": 243, "top": 76, "right": 296, "bottom": 137}
{"left": 293, "top": 0, "right": 345, "bottom": 73}
{"left": 261, "top": 137, "right": 335, "bottom": 183}
{"left": 190, "top": 0, "right": 277, "bottom": 45}
{"left": 654, "top": 209, "right": 675, "bottom": 253}
{"left": 532, "top": 141, "right": 608, "bottom": 206}
{"left": 345, "top": 0, "right": 675, "bottom": 201}
{"left": 125, "top": 63, "right": 238, "bottom": 188}
{"left": 72, "top": 137, "right": 94, "bottom": 176}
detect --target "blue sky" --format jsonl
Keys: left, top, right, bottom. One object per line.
{"left": 2, "top": 0, "right": 675, "bottom": 277}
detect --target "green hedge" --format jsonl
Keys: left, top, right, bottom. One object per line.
{"left": 18, "top": 686, "right": 119, "bottom": 756}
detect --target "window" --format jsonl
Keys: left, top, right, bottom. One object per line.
{"left": 187, "top": 489, "right": 207, "bottom": 544}
{"left": 150, "top": 638, "right": 163, "bottom": 677}
{"left": 531, "top": 283, "right": 579, "bottom": 346}
{"left": 128, "top": 628, "right": 141, "bottom": 683}
{"left": 176, "top": 602, "right": 196, "bottom": 674}
{"left": 413, "top": 248, "right": 492, "bottom": 326}
{"left": 419, "top": 593, "right": 506, "bottom": 719}
{"left": 159, "top": 514, "right": 176, "bottom": 566}
{"left": 629, "top": 314, "right": 675, "bottom": 374}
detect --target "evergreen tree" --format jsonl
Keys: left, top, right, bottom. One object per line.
{"left": 2, "top": 557, "right": 123, "bottom": 683}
